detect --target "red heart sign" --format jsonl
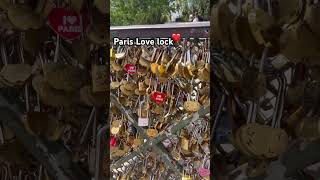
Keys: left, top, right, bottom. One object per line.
{"left": 151, "top": 91, "right": 166, "bottom": 104}
{"left": 110, "top": 136, "right": 117, "bottom": 147}
{"left": 171, "top": 33, "right": 181, "bottom": 42}
{"left": 48, "top": 8, "right": 84, "bottom": 40}
{"left": 124, "top": 64, "right": 136, "bottom": 74}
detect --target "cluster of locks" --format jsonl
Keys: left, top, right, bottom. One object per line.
{"left": 110, "top": 41, "right": 210, "bottom": 179}
{"left": 0, "top": 0, "right": 108, "bottom": 179}
{"left": 212, "top": 0, "right": 320, "bottom": 179}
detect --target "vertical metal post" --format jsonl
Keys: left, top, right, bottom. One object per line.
{"left": 95, "top": 125, "right": 108, "bottom": 180}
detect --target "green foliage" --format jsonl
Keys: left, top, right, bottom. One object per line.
{"left": 173, "top": 0, "right": 210, "bottom": 21}
{"left": 110, "top": 0, "right": 210, "bottom": 26}
{"left": 111, "top": 0, "right": 172, "bottom": 26}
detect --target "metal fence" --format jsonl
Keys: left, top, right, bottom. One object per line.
{"left": 109, "top": 22, "right": 211, "bottom": 179}
{"left": 110, "top": 21, "right": 210, "bottom": 39}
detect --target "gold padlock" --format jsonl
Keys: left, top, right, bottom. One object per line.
{"left": 182, "top": 170, "right": 192, "bottom": 180}
{"left": 304, "top": 2, "right": 320, "bottom": 37}
{"left": 138, "top": 81, "right": 145, "bottom": 91}
{"left": 150, "top": 62, "right": 159, "bottom": 74}
{"left": 157, "top": 64, "right": 166, "bottom": 76}
{"left": 111, "top": 127, "right": 120, "bottom": 135}
{"left": 211, "top": 2, "right": 235, "bottom": 49}
{"left": 146, "top": 128, "right": 158, "bottom": 138}
{"left": 92, "top": 65, "right": 108, "bottom": 92}
{"left": 182, "top": 176, "right": 192, "bottom": 180}
{"left": 180, "top": 137, "right": 190, "bottom": 151}
{"left": 184, "top": 101, "right": 201, "bottom": 112}
{"left": 110, "top": 48, "right": 115, "bottom": 61}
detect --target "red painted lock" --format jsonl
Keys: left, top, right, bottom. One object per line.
{"left": 150, "top": 91, "right": 167, "bottom": 104}
{"left": 124, "top": 64, "right": 136, "bottom": 74}
{"left": 110, "top": 136, "right": 117, "bottom": 147}
{"left": 48, "top": 8, "right": 89, "bottom": 40}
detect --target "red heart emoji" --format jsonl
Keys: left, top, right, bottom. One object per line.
{"left": 171, "top": 33, "right": 181, "bottom": 42}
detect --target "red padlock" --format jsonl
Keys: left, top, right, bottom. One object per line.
{"left": 124, "top": 64, "right": 137, "bottom": 74}
{"left": 48, "top": 8, "right": 89, "bottom": 40}
{"left": 150, "top": 91, "right": 166, "bottom": 105}
{"left": 110, "top": 136, "right": 117, "bottom": 147}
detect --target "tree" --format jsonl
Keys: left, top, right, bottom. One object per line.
{"left": 110, "top": 0, "right": 210, "bottom": 26}
{"left": 111, "top": 0, "right": 172, "bottom": 26}
{"left": 172, "top": 0, "right": 210, "bottom": 21}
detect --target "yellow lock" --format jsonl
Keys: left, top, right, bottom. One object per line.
{"left": 182, "top": 170, "right": 192, "bottom": 180}
{"left": 115, "top": 52, "right": 125, "bottom": 59}
{"left": 184, "top": 101, "right": 201, "bottom": 112}
{"left": 157, "top": 64, "right": 166, "bottom": 75}
{"left": 110, "top": 48, "right": 115, "bottom": 61}
{"left": 150, "top": 63, "right": 158, "bottom": 74}
{"left": 112, "top": 120, "right": 121, "bottom": 127}
{"left": 181, "top": 137, "right": 190, "bottom": 151}
{"left": 114, "top": 149, "right": 125, "bottom": 157}
{"left": 182, "top": 176, "right": 192, "bottom": 180}
{"left": 111, "top": 127, "right": 120, "bottom": 135}
{"left": 146, "top": 128, "right": 158, "bottom": 138}
{"left": 151, "top": 50, "right": 163, "bottom": 74}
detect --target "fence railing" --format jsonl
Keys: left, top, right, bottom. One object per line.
{"left": 110, "top": 21, "right": 210, "bottom": 38}
{"left": 109, "top": 22, "right": 210, "bottom": 179}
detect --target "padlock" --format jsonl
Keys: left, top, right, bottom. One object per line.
{"left": 146, "top": 128, "right": 158, "bottom": 138}
{"left": 0, "top": 3, "right": 112, "bottom": 178}
{"left": 274, "top": 0, "right": 303, "bottom": 25}
{"left": 80, "top": 85, "right": 107, "bottom": 107}
{"left": 110, "top": 43, "right": 210, "bottom": 178}
{"left": 87, "top": 10, "right": 108, "bottom": 44}
{"left": 211, "top": 1, "right": 235, "bottom": 49}
{"left": 92, "top": 49, "right": 108, "bottom": 93}
{"left": 43, "top": 63, "right": 87, "bottom": 92}
{"left": 69, "top": 0, "right": 85, "bottom": 12}
{"left": 230, "top": 0, "right": 262, "bottom": 57}
{"left": 32, "top": 75, "right": 76, "bottom": 107}
{"left": 182, "top": 167, "right": 193, "bottom": 180}
{"left": 7, "top": 5, "right": 44, "bottom": 30}
{"left": 304, "top": 1, "right": 320, "bottom": 37}
{"left": 0, "top": 64, "right": 32, "bottom": 87}
{"left": 94, "top": 0, "right": 109, "bottom": 14}
{"left": 280, "top": 21, "right": 320, "bottom": 63}
{"left": 22, "top": 28, "right": 51, "bottom": 55}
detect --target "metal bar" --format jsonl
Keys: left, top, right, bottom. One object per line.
{"left": 111, "top": 151, "right": 140, "bottom": 171}
{"left": 142, "top": 145, "right": 182, "bottom": 176}
{"left": 282, "top": 139, "right": 320, "bottom": 177}
{"left": 111, "top": 94, "right": 209, "bottom": 169}
{"left": 153, "top": 145, "right": 183, "bottom": 177}
{"left": 111, "top": 22, "right": 209, "bottom": 30}
{"left": 110, "top": 94, "right": 181, "bottom": 175}
{"left": 111, "top": 22, "right": 210, "bottom": 38}
{"left": 95, "top": 125, "right": 108, "bottom": 180}
{"left": 0, "top": 95, "right": 90, "bottom": 180}
{"left": 110, "top": 94, "right": 149, "bottom": 140}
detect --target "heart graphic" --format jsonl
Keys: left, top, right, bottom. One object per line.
{"left": 171, "top": 33, "right": 181, "bottom": 42}
{"left": 67, "top": 16, "right": 77, "bottom": 24}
